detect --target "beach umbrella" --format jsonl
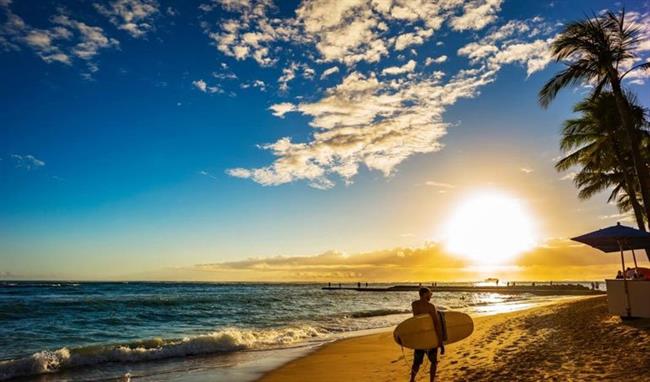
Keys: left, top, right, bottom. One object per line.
{"left": 571, "top": 222, "right": 650, "bottom": 253}
{"left": 571, "top": 222, "right": 650, "bottom": 269}
{"left": 571, "top": 222, "right": 650, "bottom": 317}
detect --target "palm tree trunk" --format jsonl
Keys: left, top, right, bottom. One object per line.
{"left": 609, "top": 135, "right": 647, "bottom": 233}
{"left": 608, "top": 72, "right": 650, "bottom": 261}
{"left": 608, "top": 72, "right": 650, "bottom": 229}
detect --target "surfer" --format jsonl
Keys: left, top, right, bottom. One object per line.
{"left": 410, "top": 287, "right": 444, "bottom": 382}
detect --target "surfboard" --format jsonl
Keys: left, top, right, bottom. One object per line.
{"left": 393, "top": 311, "right": 474, "bottom": 349}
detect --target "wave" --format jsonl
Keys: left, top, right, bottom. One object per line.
{"left": 349, "top": 308, "right": 410, "bottom": 318}
{"left": 0, "top": 325, "right": 326, "bottom": 381}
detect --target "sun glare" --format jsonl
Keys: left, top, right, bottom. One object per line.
{"left": 443, "top": 191, "right": 537, "bottom": 265}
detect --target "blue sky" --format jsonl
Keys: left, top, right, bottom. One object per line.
{"left": 1, "top": 0, "right": 649, "bottom": 280}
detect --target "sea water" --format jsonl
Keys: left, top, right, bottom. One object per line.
{"left": 0, "top": 281, "right": 581, "bottom": 381}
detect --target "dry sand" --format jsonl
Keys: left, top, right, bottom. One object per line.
{"left": 259, "top": 296, "right": 650, "bottom": 381}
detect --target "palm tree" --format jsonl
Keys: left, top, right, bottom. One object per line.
{"left": 540, "top": 10, "right": 650, "bottom": 229}
{"left": 555, "top": 93, "right": 650, "bottom": 260}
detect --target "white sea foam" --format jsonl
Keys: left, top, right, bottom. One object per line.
{"left": 0, "top": 325, "right": 325, "bottom": 381}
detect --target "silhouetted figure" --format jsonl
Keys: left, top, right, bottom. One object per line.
{"left": 328, "top": 282, "right": 331, "bottom": 288}
{"left": 357, "top": 282, "right": 361, "bottom": 288}
{"left": 410, "top": 288, "right": 443, "bottom": 382}
{"left": 365, "top": 282, "right": 368, "bottom": 287}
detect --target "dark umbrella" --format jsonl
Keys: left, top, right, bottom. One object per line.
{"left": 571, "top": 222, "right": 650, "bottom": 253}
{"left": 571, "top": 222, "right": 650, "bottom": 317}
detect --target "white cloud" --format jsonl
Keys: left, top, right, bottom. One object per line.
{"left": 192, "top": 79, "right": 221, "bottom": 93}
{"left": 51, "top": 15, "right": 119, "bottom": 61}
{"left": 200, "top": 4, "right": 559, "bottom": 190}
{"left": 618, "top": 12, "right": 650, "bottom": 85}
{"left": 560, "top": 172, "right": 577, "bottom": 181}
{"left": 278, "top": 62, "right": 298, "bottom": 91}
{"left": 425, "top": 55, "right": 447, "bottom": 65}
{"left": 204, "top": 0, "right": 294, "bottom": 66}
{"left": 94, "top": 0, "right": 159, "bottom": 38}
{"left": 242, "top": 79, "right": 267, "bottom": 91}
{"left": 320, "top": 66, "right": 339, "bottom": 79}
{"left": 520, "top": 167, "right": 534, "bottom": 174}
{"left": 228, "top": 66, "right": 495, "bottom": 188}
{"left": 303, "top": 65, "right": 315, "bottom": 79}
{"left": 628, "top": 11, "right": 650, "bottom": 54}
{"left": 0, "top": 5, "right": 118, "bottom": 74}
{"left": 203, "top": 0, "right": 497, "bottom": 67}
{"left": 226, "top": 167, "right": 252, "bottom": 178}
{"left": 11, "top": 154, "right": 45, "bottom": 169}
{"left": 450, "top": 0, "right": 503, "bottom": 31}
{"left": 394, "top": 28, "right": 434, "bottom": 51}
{"left": 382, "top": 59, "right": 416, "bottom": 75}
{"left": 425, "top": 181, "right": 455, "bottom": 188}
{"left": 269, "top": 102, "right": 296, "bottom": 117}
{"left": 490, "top": 39, "right": 554, "bottom": 76}
{"left": 199, "top": 170, "right": 218, "bottom": 180}
{"left": 458, "top": 17, "right": 556, "bottom": 76}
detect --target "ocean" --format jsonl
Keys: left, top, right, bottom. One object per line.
{"left": 0, "top": 281, "right": 583, "bottom": 381}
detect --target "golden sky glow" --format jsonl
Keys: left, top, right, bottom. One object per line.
{"left": 124, "top": 238, "right": 644, "bottom": 283}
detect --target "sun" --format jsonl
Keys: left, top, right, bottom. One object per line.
{"left": 443, "top": 191, "right": 537, "bottom": 265}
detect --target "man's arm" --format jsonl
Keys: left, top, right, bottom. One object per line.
{"left": 429, "top": 305, "right": 443, "bottom": 342}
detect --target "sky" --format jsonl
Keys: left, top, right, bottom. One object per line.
{"left": 1, "top": 0, "right": 650, "bottom": 281}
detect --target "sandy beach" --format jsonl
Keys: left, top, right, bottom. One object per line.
{"left": 259, "top": 296, "right": 650, "bottom": 381}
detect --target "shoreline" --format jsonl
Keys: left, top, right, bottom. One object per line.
{"left": 258, "top": 296, "right": 650, "bottom": 381}
{"left": 0, "top": 296, "right": 625, "bottom": 381}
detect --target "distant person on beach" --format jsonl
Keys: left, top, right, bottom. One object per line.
{"left": 410, "top": 287, "right": 444, "bottom": 382}
{"left": 616, "top": 271, "right": 624, "bottom": 279}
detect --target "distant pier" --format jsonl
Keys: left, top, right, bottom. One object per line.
{"left": 321, "top": 284, "right": 605, "bottom": 296}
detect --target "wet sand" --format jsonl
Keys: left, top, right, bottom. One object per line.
{"left": 259, "top": 296, "right": 650, "bottom": 381}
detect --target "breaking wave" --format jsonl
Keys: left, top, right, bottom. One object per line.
{"left": 349, "top": 308, "right": 410, "bottom": 318}
{"left": 0, "top": 325, "right": 325, "bottom": 381}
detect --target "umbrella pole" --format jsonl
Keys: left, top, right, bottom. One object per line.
{"left": 631, "top": 248, "right": 639, "bottom": 270}
{"left": 618, "top": 240, "right": 631, "bottom": 318}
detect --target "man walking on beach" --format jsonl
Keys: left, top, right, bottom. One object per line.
{"left": 410, "top": 287, "right": 444, "bottom": 382}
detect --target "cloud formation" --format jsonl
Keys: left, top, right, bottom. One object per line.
{"left": 189, "top": 239, "right": 622, "bottom": 282}
{"left": 220, "top": 4, "right": 558, "bottom": 189}
{"left": 94, "top": 0, "right": 159, "bottom": 38}
{"left": 320, "top": 66, "right": 339, "bottom": 79}
{"left": 11, "top": 154, "right": 45, "bottom": 170}
{"left": 193, "top": 79, "right": 222, "bottom": 93}
{"left": 449, "top": 0, "right": 503, "bottom": 31}
{"left": 457, "top": 18, "right": 554, "bottom": 76}
{"left": 381, "top": 59, "right": 416, "bottom": 75}
{"left": 203, "top": 0, "right": 515, "bottom": 67}
{"left": 0, "top": 2, "right": 120, "bottom": 76}
{"left": 425, "top": 55, "right": 447, "bottom": 65}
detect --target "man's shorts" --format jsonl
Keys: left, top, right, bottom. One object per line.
{"left": 412, "top": 348, "right": 437, "bottom": 368}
